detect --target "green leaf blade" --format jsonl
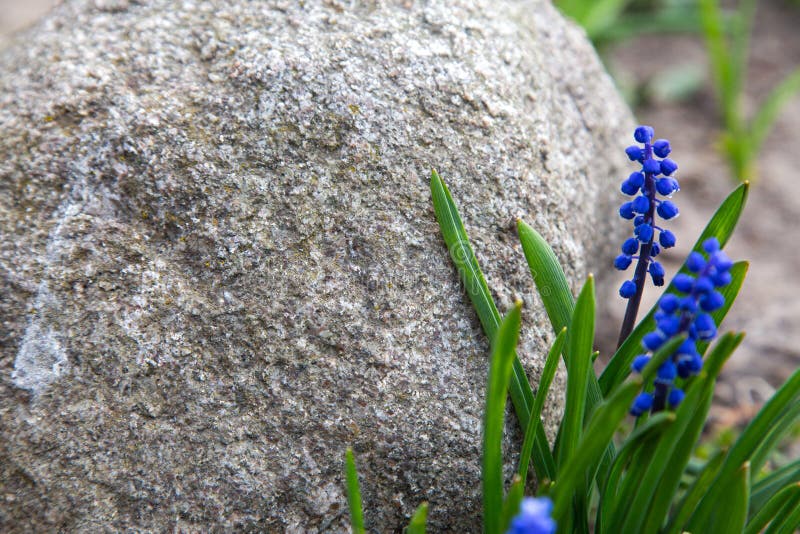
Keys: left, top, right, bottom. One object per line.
{"left": 483, "top": 302, "right": 523, "bottom": 534}
{"left": 345, "top": 448, "right": 365, "bottom": 534}
{"left": 430, "top": 171, "right": 556, "bottom": 480}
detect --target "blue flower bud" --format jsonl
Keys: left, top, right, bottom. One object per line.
{"left": 632, "top": 354, "right": 651, "bottom": 373}
{"left": 634, "top": 215, "right": 646, "bottom": 227}
{"left": 657, "top": 315, "right": 681, "bottom": 337}
{"left": 650, "top": 243, "right": 661, "bottom": 257}
{"left": 711, "top": 251, "right": 734, "bottom": 272}
{"left": 508, "top": 497, "right": 556, "bottom": 534}
{"left": 680, "top": 296, "right": 698, "bottom": 313}
{"left": 653, "top": 139, "right": 671, "bottom": 157}
{"left": 711, "top": 271, "right": 732, "bottom": 287}
{"left": 631, "top": 392, "right": 654, "bottom": 416}
{"left": 643, "top": 331, "right": 665, "bottom": 351}
{"left": 619, "top": 202, "right": 635, "bottom": 219}
{"left": 614, "top": 254, "right": 633, "bottom": 270}
{"left": 649, "top": 261, "right": 665, "bottom": 278}
{"left": 626, "top": 145, "right": 645, "bottom": 162}
{"left": 636, "top": 223, "right": 654, "bottom": 242}
{"left": 657, "top": 200, "right": 679, "bottom": 219}
{"left": 700, "top": 291, "right": 725, "bottom": 312}
{"left": 686, "top": 252, "right": 706, "bottom": 272}
{"left": 673, "top": 273, "right": 695, "bottom": 293}
{"left": 660, "top": 158, "right": 678, "bottom": 176}
{"left": 694, "top": 313, "right": 717, "bottom": 340}
{"left": 628, "top": 171, "right": 645, "bottom": 188}
{"left": 620, "top": 280, "right": 637, "bottom": 298}
{"left": 643, "top": 158, "right": 661, "bottom": 175}
{"left": 656, "top": 361, "right": 677, "bottom": 384}
{"left": 622, "top": 237, "right": 640, "bottom": 255}
{"left": 694, "top": 276, "right": 714, "bottom": 294}
{"left": 632, "top": 195, "right": 650, "bottom": 213}
{"left": 659, "top": 229, "right": 676, "bottom": 248}
{"left": 634, "top": 125, "right": 655, "bottom": 143}
{"left": 668, "top": 388, "right": 685, "bottom": 407}
{"left": 656, "top": 177, "right": 679, "bottom": 196}
{"left": 659, "top": 294, "right": 680, "bottom": 313}
{"left": 703, "top": 237, "right": 720, "bottom": 253}
{"left": 621, "top": 178, "right": 640, "bottom": 196}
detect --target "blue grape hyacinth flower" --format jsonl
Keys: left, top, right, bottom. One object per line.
{"left": 507, "top": 497, "right": 557, "bottom": 534}
{"left": 616, "top": 126, "right": 680, "bottom": 299}
{"left": 629, "top": 238, "right": 733, "bottom": 416}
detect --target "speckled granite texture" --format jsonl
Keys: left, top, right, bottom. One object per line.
{"left": 0, "top": 0, "right": 633, "bottom": 531}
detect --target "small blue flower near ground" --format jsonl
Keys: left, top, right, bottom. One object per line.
{"left": 616, "top": 126, "right": 680, "bottom": 299}
{"left": 629, "top": 237, "right": 734, "bottom": 415}
{"left": 508, "top": 497, "right": 557, "bottom": 534}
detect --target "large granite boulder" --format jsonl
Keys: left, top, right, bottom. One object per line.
{"left": 0, "top": 0, "right": 632, "bottom": 531}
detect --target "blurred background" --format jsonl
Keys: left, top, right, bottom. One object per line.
{"left": 1, "top": 0, "right": 798, "bottom": 444}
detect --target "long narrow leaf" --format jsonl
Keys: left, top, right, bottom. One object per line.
{"left": 345, "top": 448, "right": 365, "bottom": 534}
{"left": 518, "top": 220, "right": 612, "bottom": 468}
{"left": 557, "top": 275, "right": 596, "bottom": 466}
{"left": 597, "top": 412, "right": 675, "bottom": 533}
{"left": 688, "top": 366, "right": 800, "bottom": 530}
{"left": 483, "top": 302, "right": 523, "bottom": 534}
{"left": 763, "top": 488, "right": 800, "bottom": 534}
{"left": 751, "top": 459, "right": 800, "bottom": 513}
{"left": 601, "top": 182, "right": 749, "bottom": 395}
{"left": 501, "top": 475, "right": 525, "bottom": 533}
{"left": 750, "top": 67, "right": 800, "bottom": 154}
{"left": 517, "top": 328, "right": 567, "bottom": 486}
{"left": 639, "top": 334, "right": 742, "bottom": 533}
{"left": 664, "top": 449, "right": 727, "bottom": 534}
{"left": 431, "top": 171, "right": 556, "bottom": 479}
{"left": 749, "top": 401, "right": 800, "bottom": 478}
{"left": 746, "top": 483, "right": 800, "bottom": 534}
{"left": 406, "top": 502, "right": 428, "bottom": 534}
{"left": 708, "top": 463, "right": 750, "bottom": 534}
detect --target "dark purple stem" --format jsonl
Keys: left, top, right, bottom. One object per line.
{"left": 617, "top": 142, "right": 657, "bottom": 348}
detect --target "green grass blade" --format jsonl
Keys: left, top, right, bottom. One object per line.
{"left": 518, "top": 220, "right": 610, "bottom": 464}
{"left": 664, "top": 449, "right": 727, "bottom": 534}
{"left": 517, "top": 327, "right": 567, "bottom": 486}
{"left": 581, "top": 0, "right": 633, "bottom": 39}
{"left": 763, "top": 487, "right": 800, "bottom": 534}
{"left": 345, "top": 448, "right": 365, "bottom": 534}
{"left": 698, "top": 0, "right": 736, "bottom": 127}
{"left": 746, "top": 483, "right": 800, "bottom": 534}
{"left": 750, "top": 67, "right": 800, "bottom": 154}
{"left": 517, "top": 220, "right": 575, "bottom": 333}
{"left": 405, "top": 502, "right": 428, "bottom": 534}
{"left": 688, "top": 366, "right": 800, "bottom": 530}
{"left": 751, "top": 459, "right": 800, "bottom": 514}
{"left": 483, "top": 302, "right": 523, "bottom": 534}
{"left": 730, "top": 0, "right": 757, "bottom": 106}
{"left": 621, "top": 334, "right": 743, "bottom": 533}
{"left": 501, "top": 475, "right": 525, "bottom": 533}
{"left": 600, "top": 182, "right": 749, "bottom": 395}
{"left": 749, "top": 401, "right": 800, "bottom": 478}
{"left": 597, "top": 412, "right": 675, "bottom": 533}
{"left": 556, "top": 275, "right": 596, "bottom": 466}
{"left": 708, "top": 462, "right": 750, "bottom": 534}
{"left": 430, "top": 171, "right": 556, "bottom": 480}
{"left": 551, "top": 377, "right": 644, "bottom": 524}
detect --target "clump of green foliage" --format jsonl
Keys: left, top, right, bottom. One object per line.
{"left": 343, "top": 170, "right": 800, "bottom": 533}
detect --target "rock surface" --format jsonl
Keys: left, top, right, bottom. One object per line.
{"left": 0, "top": 0, "right": 632, "bottom": 531}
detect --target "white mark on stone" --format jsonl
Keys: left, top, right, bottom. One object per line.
{"left": 12, "top": 173, "right": 90, "bottom": 395}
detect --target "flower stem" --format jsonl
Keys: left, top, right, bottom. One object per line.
{"left": 617, "top": 144, "right": 657, "bottom": 348}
